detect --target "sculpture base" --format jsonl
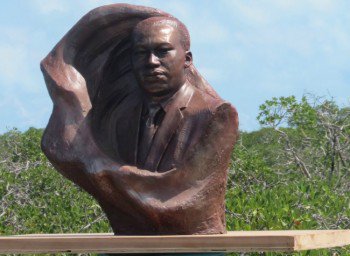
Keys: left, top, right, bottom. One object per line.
{"left": 1, "top": 230, "right": 349, "bottom": 254}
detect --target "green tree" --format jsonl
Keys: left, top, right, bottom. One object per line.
{"left": 1, "top": 94, "right": 350, "bottom": 256}
{"left": 257, "top": 95, "right": 350, "bottom": 181}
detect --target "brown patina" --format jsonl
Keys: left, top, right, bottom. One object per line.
{"left": 40, "top": 4, "right": 239, "bottom": 235}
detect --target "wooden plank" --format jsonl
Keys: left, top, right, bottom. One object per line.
{"left": 0, "top": 230, "right": 349, "bottom": 254}
{"left": 294, "top": 230, "right": 350, "bottom": 250}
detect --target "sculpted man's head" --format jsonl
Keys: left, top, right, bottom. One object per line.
{"left": 131, "top": 17, "right": 193, "bottom": 100}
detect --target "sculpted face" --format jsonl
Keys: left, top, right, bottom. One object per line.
{"left": 132, "top": 22, "right": 192, "bottom": 98}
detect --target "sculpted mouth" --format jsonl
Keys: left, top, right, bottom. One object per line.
{"left": 144, "top": 73, "right": 167, "bottom": 82}
{"left": 144, "top": 70, "right": 166, "bottom": 77}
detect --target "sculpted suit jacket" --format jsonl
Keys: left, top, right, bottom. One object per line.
{"left": 108, "top": 82, "right": 236, "bottom": 172}
{"left": 90, "top": 82, "right": 239, "bottom": 235}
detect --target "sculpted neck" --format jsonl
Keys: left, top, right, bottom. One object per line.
{"left": 144, "top": 82, "right": 188, "bottom": 104}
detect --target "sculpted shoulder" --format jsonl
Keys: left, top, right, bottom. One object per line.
{"left": 185, "top": 85, "right": 238, "bottom": 123}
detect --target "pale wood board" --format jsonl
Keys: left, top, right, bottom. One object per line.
{"left": 0, "top": 230, "right": 349, "bottom": 254}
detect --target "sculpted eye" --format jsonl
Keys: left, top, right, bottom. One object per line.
{"left": 156, "top": 48, "right": 171, "bottom": 56}
{"left": 160, "top": 48, "right": 170, "bottom": 52}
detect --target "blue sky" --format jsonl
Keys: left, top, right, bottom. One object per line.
{"left": 0, "top": 0, "right": 349, "bottom": 133}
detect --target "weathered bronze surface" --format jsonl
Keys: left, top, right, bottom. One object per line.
{"left": 41, "top": 4, "right": 239, "bottom": 235}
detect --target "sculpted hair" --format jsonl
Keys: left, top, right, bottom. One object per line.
{"left": 132, "top": 16, "right": 191, "bottom": 51}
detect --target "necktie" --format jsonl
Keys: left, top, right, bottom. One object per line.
{"left": 137, "top": 104, "right": 162, "bottom": 167}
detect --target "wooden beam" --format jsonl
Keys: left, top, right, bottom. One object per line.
{"left": 0, "top": 230, "right": 349, "bottom": 254}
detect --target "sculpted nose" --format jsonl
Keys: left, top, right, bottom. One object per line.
{"left": 147, "top": 53, "right": 160, "bottom": 66}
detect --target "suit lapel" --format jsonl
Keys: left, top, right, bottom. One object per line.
{"left": 117, "top": 96, "right": 142, "bottom": 165}
{"left": 144, "top": 83, "right": 194, "bottom": 171}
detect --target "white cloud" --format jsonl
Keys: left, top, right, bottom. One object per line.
{"left": 0, "top": 87, "right": 52, "bottom": 131}
{"left": 158, "top": 1, "right": 192, "bottom": 20}
{"left": 32, "top": 0, "right": 69, "bottom": 14}
{"left": 13, "top": 98, "right": 33, "bottom": 122}
{"left": 222, "top": 0, "right": 350, "bottom": 60}
{"left": 0, "top": 27, "right": 41, "bottom": 90}
{"left": 223, "top": 0, "right": 270, "bottom": 25}
{"left": 74, "top": 0, "right": 115, "bottom": 12}
{"left": 0, "top": 43, "right": 28, "bottom": 86}
{"left": 0, "top": 27, "right": 29, "bottom": 86}
{"left": 0, "top": 27, "right": 28, "bottom": 44}
{"left": 305, "top": 0, "right": 336, "bottom": 12}
{"left": 191, "top": 21, "right": 229, "bottom": 44}
{"left": 196, "top": 66, "right": 222, "bottom": 84}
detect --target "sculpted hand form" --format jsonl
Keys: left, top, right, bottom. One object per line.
{"left": 41, "top": 4, "right": 238, "bottom": 235}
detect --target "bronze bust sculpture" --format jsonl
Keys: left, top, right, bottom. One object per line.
{"left": 41, "top": 4, "right": 238, "bottom": 235}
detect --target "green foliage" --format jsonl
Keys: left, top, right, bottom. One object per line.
{"left": 226, "top": 94, "right": 350, "bottom": 255}
{"left": 257, "top": 95, "right": 350, "bottom": 180}
{"left": 0, "top": 94, "right": 349, "bottom": 255}
{"left": 226, "top": 141, "right": 350, "bottom": 255}
{"left": 0, "top": 128, "right": 111, "bottom": 236}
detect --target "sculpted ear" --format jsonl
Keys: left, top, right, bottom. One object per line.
{"left": 185, "top": 51, "right": 192, "bottom": 68}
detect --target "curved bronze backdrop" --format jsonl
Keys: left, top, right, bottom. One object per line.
{"left": 41, "top": 4, "right": 238, "bottom": 235}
